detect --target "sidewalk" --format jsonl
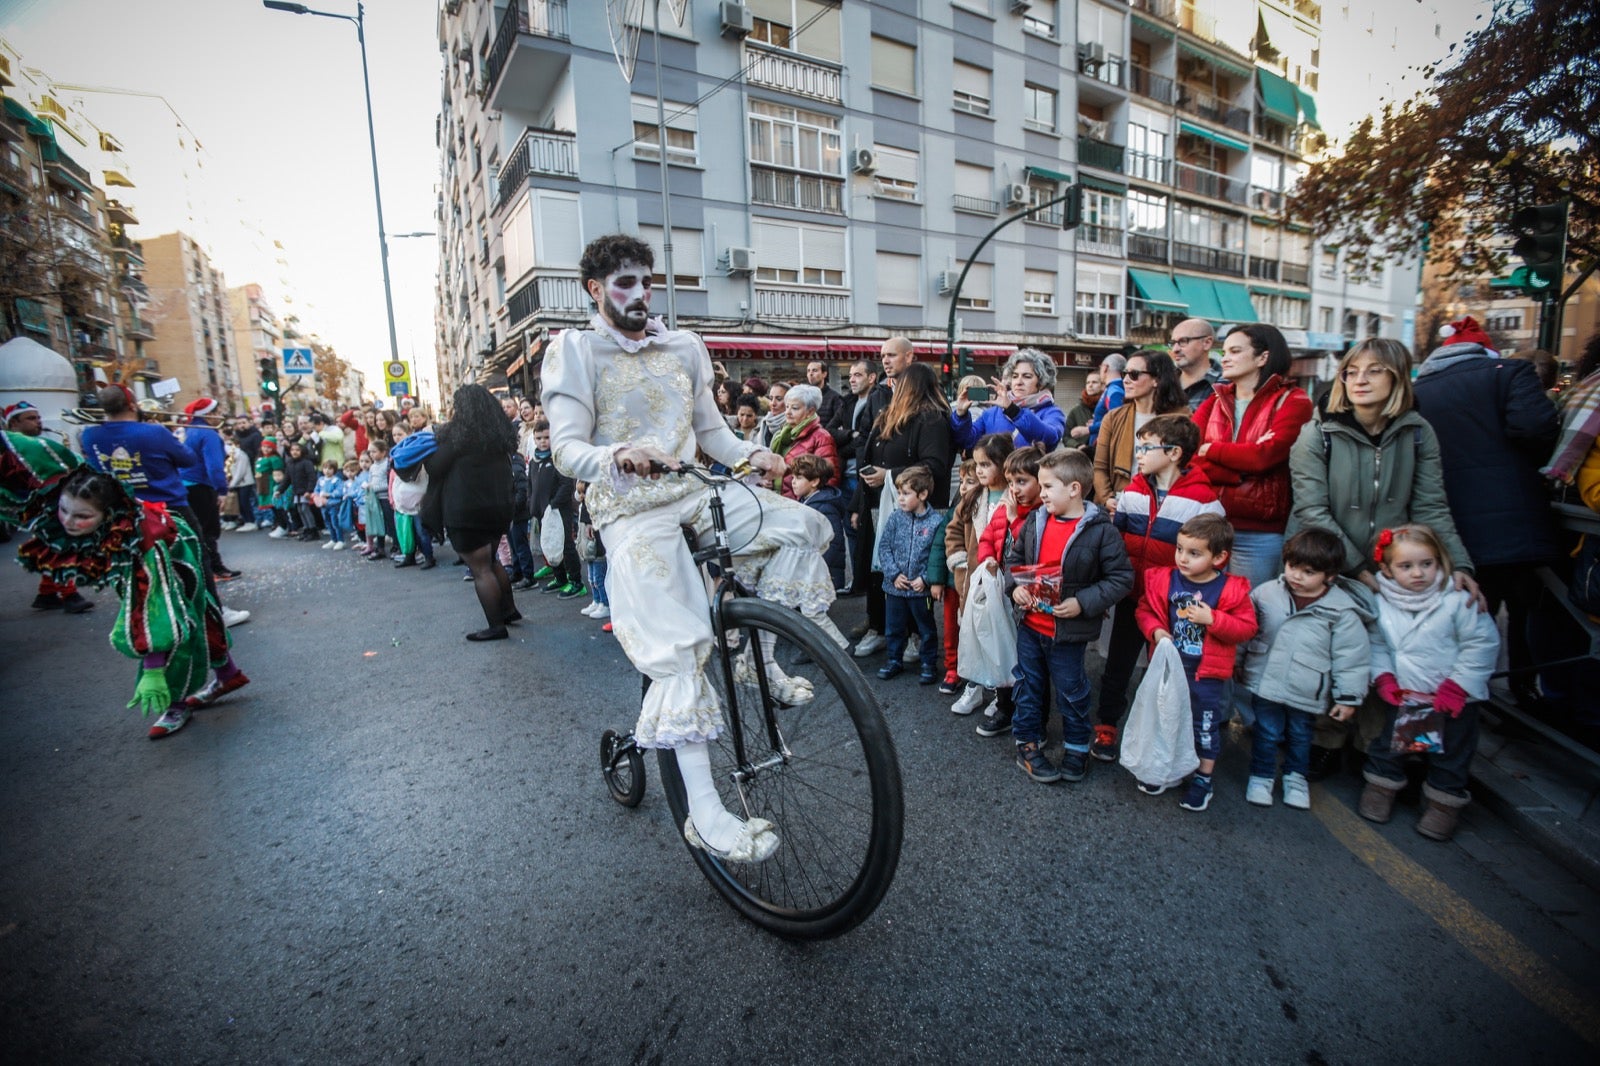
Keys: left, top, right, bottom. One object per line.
{"left": 1471, "top": 699, "right": 1600, "bottom": 892}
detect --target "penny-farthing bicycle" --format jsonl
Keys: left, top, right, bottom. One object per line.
{"left": 600, "top": 464, "right": 903, "bottom": 940}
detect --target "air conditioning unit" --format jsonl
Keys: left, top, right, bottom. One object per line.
{"left": 936, "top": 270, "right": 959, "bottom": 295}
{"left": 1003, "top": 182, "right": 1029, "bottom": 208}
{"left": 1078, "top": 42, "right": 1106, "bottom": 68}
{"left": 851, "top": 147, "right": 878, "bottom": 174}
{"left": 720, "top": 1, "right": 753, "bottom": 38}
{"left": 726, "top": 246, "right": 756, "bottom": 274}
{"left": 1009, "top": 0, "right": 1033, "bottom": 12}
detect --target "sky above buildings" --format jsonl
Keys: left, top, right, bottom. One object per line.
{"left": 0, "top": 0, "right": 1490, "bottom": 405}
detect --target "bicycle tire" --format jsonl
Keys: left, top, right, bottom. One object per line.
{"left": 600, "top": 730, "right": 646, "bottom": 808}
{"left": 656, "top": 598, "right": 903, "bottom": 940}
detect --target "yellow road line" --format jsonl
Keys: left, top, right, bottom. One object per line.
{"left": 1314, "top": 787, "right": 1600, "bottom": 1048}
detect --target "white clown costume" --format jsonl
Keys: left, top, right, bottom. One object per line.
{"left": 544, "top": 314, "right": 843, "bottom": 750}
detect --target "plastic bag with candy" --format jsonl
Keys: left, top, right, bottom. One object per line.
{"left": 1010, "top": 563, "right": 1062, "bottom": 613}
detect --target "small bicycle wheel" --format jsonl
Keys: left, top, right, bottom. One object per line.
{"left": 657, "top": 598, "right": 903, "bottom": 940}
{"left": 600, "top": 729, "right": 646, "bottom": 808}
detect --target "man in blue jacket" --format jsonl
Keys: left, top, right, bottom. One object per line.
{"left": 175, "top": 396, "right": 238, "bottom": 580}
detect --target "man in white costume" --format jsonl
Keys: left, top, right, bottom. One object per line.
{"left": 544, "top": 234, "right": 849, "bottom": 863}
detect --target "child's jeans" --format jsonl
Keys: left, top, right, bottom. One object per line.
{"left": 1365, "top": 702, "right": 1480, "bottom": 799}
{"left": 1012, "top": 625, "right": 1092, "bottom": 750}
{"left": 885, "top": 594, "right": 939, "bottom": 672}
{"left": 1188, "top": 676, "right": 1231, "bottom": 763}
{"left": 509, "top": 518, "right": 536, "bottom": 577}
{"left": 321, "top": 503, "right": 347, "bottom": 543}
{"left": 1249, "top": 694, "right": 1314, "bottom": 779}
{"left": 234, "top": 485, "right": 258, "bottom": 524}
{"left": 588, "top": 560, "right": 609, "bottom": 606}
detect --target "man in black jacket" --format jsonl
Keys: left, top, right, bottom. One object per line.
{"left": 807, "top": 360, "right": 849, "bottom": 447}
{"left": 845, "top": 357, "right": 893, "bottom": 597}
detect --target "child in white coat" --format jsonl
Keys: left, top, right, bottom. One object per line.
{"left": 1358, "top": 524, "right": 1499, "bottom": 841}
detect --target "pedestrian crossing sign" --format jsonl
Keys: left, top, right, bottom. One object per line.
{"left": 281, "top": 347, "right": 314, "bottom": 375}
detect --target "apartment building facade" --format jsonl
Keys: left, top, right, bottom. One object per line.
{"left": 435, "top": 0, "right": 1413, "bottom": 401}
{"left": 227, "top": 283, "right": 281, "bottom": 414}
{"left": 141, "top": 232, "right": 244, "bottom": 414}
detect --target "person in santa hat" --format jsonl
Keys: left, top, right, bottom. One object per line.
{"left": 1413, "top": 315, "right": 1559, "bottom": 707}
{"left": 175, "top": 396, "right": 240, "bottom": 582}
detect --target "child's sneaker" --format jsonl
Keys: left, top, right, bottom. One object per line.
{"left": 531, "top": 565, "right": 555, "bottom": 580}
{"left": 1090, "top": 724, "right": 1118, "bottom": 762}
{"left": 321, "top": 540, "right": 336, "bottom": 549}
{"left": 1245, "top": 776, "right": 1274, "bottom": 807}
{"left": 268, "top": 527, "right": 287, "bottom": 539}
{"left": 1282, "top": 772, "right": 1311, "bottom": 810}
{"left": 917, "top": 666, "right": 939, "bottom": 685}
{"left": 1058, "top": 749, "right": 1089, "bottom": 783}
{"left": 557, "top": 582, "right": 586, "bottom": 599}
{"left": 974, "top": 705, "right": 1012, "bottom": 737}
{"left": 938, "top": 670, "right": 960, "bottom": 695}
{"left": 332, "top": 540, "right": 346, "bottom": 551}
{"left": 876, "top": 661, "right": 905, "bottom": 681}
{"left": 1015, "top": 741, "right": 1061, "bottom": 784}
{"left": 147, "top": 705, "right": 191, "bottom": 739}
{"left": 902, "top": 634, "right": 920, "bottom": 663}
{"left": 1137, "top": 779, "right": 1176, "bottom": 796}
{"left": 950, "top": 684, "right": 988, "bottom": 716}
{"left": 1178, "top": 775, "right": 1214, "bottom": 812}
{"left": 580, "top": 602, "right": 601, "bottom": 617}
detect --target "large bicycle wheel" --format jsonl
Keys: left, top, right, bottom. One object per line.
{"left": 656, "top": 598, "right": 903, "bottom": 940}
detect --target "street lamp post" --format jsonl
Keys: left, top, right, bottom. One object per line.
{"left": 263, "top": 1, "right": 400, "bottom": 364}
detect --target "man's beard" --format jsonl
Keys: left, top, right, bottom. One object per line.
{"left": 603, "top": 294, "right": 649, "bottom": 333}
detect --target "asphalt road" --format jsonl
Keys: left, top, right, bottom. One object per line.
{"left": 2, "top": 529, "right": 1597, "bottom": 1063}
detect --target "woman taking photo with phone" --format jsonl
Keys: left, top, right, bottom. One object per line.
{"left": 949, "top": 348, "right": 1065, "bottom": 454}
{"left": 1092, "top": 349, "right": 1189, "bottom": 504}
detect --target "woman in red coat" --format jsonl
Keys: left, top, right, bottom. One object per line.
{"left": 773, "top": 384, "right": 840, "bottom": 498}
{"left": 1192, "top": 323, "right": 1313, "bottom": 588}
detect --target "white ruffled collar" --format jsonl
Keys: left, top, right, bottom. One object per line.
{"left": 590, "top": 312, "right": 669, "bottom": 354}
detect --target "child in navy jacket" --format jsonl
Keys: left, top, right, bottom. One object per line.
{"left": 876, "top": 465, "right": 944, "bottom": 684}
{"left": 790, "top": 453, "right": 848, "bottom": 592}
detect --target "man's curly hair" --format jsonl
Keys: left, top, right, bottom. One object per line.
{"left": 579, "top": 234, "right": 655, "bottom": 288}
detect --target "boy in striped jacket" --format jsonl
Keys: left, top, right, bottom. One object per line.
{"left": 1094, "top": 415, "right": 1224, "bottom": 761}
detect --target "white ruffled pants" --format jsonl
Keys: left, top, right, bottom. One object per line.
{"left": 602, "top": 485, "right": 835, "bottom": 749}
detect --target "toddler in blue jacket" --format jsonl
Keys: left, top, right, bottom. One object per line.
{"left": 876, "top": 465, "right": 943, "bottom": 683}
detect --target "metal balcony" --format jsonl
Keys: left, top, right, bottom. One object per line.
{"left": 105, "top": 199, "right": 139, "bottom": 225}
{"left": 1126, "top": 149, "right": 1169, "bottom": 185}
{"left": 744, "top": 45, "right": 843, "bottom": 105}
{"left": 495, "top": 127, "right": 578, "bottom": 213}
{"left": 1172, "top": 241, "right": 1245, "bottom": 276}
{"left": 750, "top": 166, "right": 845, "bottom": 215}
{"left": 1078, "top": 136, "right": 1125, "bottom": 173}
{"left": 1128, "top": 64, "right": 1175, "bottom": 105}
{"left": 1248, "top": 258, "right": 1280, "bottom": 282}
{"left": 1076, "top": 223, "right": 1125, "bottom": 257}
{"left": 754, "top": 287, "right": 850, "bottom": 323}
{"left": 505, "top": 272, "right": 587, "bottom": 329}
{"left": 485, "top": 1, "right": 570, "bottom": 114}
{"left": 1128, "top": 234, "right": 1170, "bottom": 264}
{"left": 1078, "top": 53, "right": 1125, "bottom": 90}
{"left": 1173, "top": 161, "right": 1248, "bottom": 205}
{"left": 1280, "top": 263, "right": 1310, "bottom": 286}
{"left": 1176, "top": 88, "right": 1251, "bottom": 133}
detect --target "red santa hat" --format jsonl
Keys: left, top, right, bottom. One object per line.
{"left": 184, "top": 396, "right": 219, "bottom": 419}
{"left": 4, "top": 400, "right": 38, "bottom": 423}
{"left": 1438, "top": 316, "right": 1494, "bottom": 350}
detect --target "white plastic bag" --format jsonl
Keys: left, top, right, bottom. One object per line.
{"left": 390, "top": 466, "right": 428, "bottom": 516}
{"left": 1118, "top": 639, "right": 1198, "bottom": 788}
{"left": 539, "top": 504, "right": 565, "bottom": 565}
{"left": 956, "top": 564, "right": 1018, "bottom": 689}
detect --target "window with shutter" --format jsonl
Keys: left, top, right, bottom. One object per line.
{"left": 956, "top": 263, "right": 993, "bottom": 310}
{"left": 953, "top": 62, "right": 991, "bottom": 116}
{"left": 632, "top": 96, "right": 699, "bottom": 165}
{"left": 1023, "top": 270, "right": 1056, "bottom": 315}
{"left": 534, "top": 190, "right": 582, "bottom": 269}
{"left": 872, "top": 144, "right": 919, "bottom": 201}
{"left": 871, "top": 36, "right": 916, "bottom": 95}
{"left": 640, "top": 225, "right": 705, "bottom": 289}
{"left": 876, "top": 252, "right": 920, "bottom": 305}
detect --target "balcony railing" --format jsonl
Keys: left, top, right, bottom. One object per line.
{"left": 754, "top": 287, "right": 850, "bottom": 323}
{"left": 486, "top": 1, "right": 570, "bottom": 96}
{"left": 1128, "top": 234, "right": 1169, "bottom": 263}
{"left": 0, "top": 155, "right": 27, "bottom": 189}
{"left": 1128, "top": 64, "right": 1175, "bottom": 105}
{"left": 1281, "top": 262, "right": 1310, "bottom": 286}
{"left": 1076, "top": 224, "right": 1125, "bottom": 256}
{"left": 57, "top": 200, "right": 97, "bottom": 230}
{"left": 126, "top": 317, "right": 156, "bottom": 341}
{"left": 1078, "top": 52, "right": 1125, "bottom": 89}
{"left": 111, "top": 234, "right": 145, "bottom": 263}
{"left": 1173, "top": 161, "right": 1247, "bottom": 205}
{"left": 1248, "top": 258, "right": 1280, "bottom": 282}
{"left": 1078, "top": 136, "right": 1125, "bottom": 173}
{"left": 1074, "top": 308, "right": 1125, "bottom": 340}
{"left": 745, "top": 45, "right": 843, "bottom": 105}
{"left": 1126, "top": 149, "right": 1169, "bottom": 184}
{"left": 1295, "top": 0, "right": 1322, "bottom": 23}
{"left": 751, "top": 166, "right": 845, "bottom": 215}
{"left": 953, "top": 194, "right": 999, "bottom": 215}
{"left": 1176, "top": 88, "right": 1251, "bottom": 133}
{"left": 505, "top": 272, "right": 587, "bottom": 328}
{"left": 1127, "top": 296, "right": 1185, "bottom": 331}
{"left": 495, "top": 126, "right": 578, "bottom": 212}
{"left": 1173, "top": 242, "right": 1245, "bottom": 276}
{"left": 1249, "top": 186, "right": 1285, "bottom": 213}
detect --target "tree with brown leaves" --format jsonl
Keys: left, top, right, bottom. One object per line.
{"left": 1290, "top": 0, "right": 1597, "bottom": 290}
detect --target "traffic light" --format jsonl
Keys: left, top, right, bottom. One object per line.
{"left": 259, "top": 357, "right": 280, "bottom": 401}
{"left": 1510, "top": 201, "right": 1568, "bottom": 291}
{"left": 1060, "top": 184, "right": 1084, "bottom": 230}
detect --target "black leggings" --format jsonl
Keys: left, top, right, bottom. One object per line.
{"left": 459, "top": 542, "right": 515, "bottom": 629}
{"left": 185, "top": 483, "right": 226, "bottom": 573}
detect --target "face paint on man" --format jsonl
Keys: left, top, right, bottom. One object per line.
{"left": 601, "top": 262, "right": 653, "bottom": 333}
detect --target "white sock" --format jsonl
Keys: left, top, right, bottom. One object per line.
{"left": 678, "top": 741, "right": 745, "bottom": 853}
{"left": 810, "top": 612, "right": 851, "bottom": 650}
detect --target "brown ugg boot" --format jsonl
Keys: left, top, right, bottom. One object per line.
{"left": 1416, "top": 783, "right": 1470, "bottom": 841}
{"left": 1358, "top": 770, "right": 1406, "bottom": 824}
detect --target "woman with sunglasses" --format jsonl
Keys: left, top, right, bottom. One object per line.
{"left": 1092, "top": 349, "right": 1189, "bottom": 504}
{"left": 1288, "top": 337, "right": 1480, "bottom": 779}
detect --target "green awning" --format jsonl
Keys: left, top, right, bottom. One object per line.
{"left": 1179, "top": 121, "right": 1249, "bottom": 153}
{"left": 16, "top": 298, "right": 51, "bottom": 334}
{"left": 1079, "top": 173, "right": 1126, "bottom": 195}
{"left": 1178, "top": 41, "right": 1253, "bottom": 81}
{"left": 1128, "top": 268, "right": 1187, "bottom": 311}
{"left": 1213, "top": 279, "right": 1258, "bottom": 322}
{"left": 1294, "top": 86, "right": 1321, "bottom": 130}
{"left": 1172, "top": 275, "right": 1223, "bottom": 321}
{"left": 3, "top": 96, "right": 52, "bottom": 139}
{"left": 1257, "top": 69, "right": 1298, "bottom": 125}
{"left": 1278, "top": 289, "right": 1309, "bottom": 302}
{"left": 1026, "top": 165, "right": 1071, "bottom": 184}
{"left": 1249, "top": 285, "right": 1282, "bottom": 297}
{"left": 41, "top": 142, "right": 95, "bottom": 195}
{"left": 1131, "top": 15, "right": 1175, "bottom": 40}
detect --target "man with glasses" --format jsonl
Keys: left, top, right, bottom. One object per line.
{"left": 1169, "top": 318, "right": 1221, "bottom": 411}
